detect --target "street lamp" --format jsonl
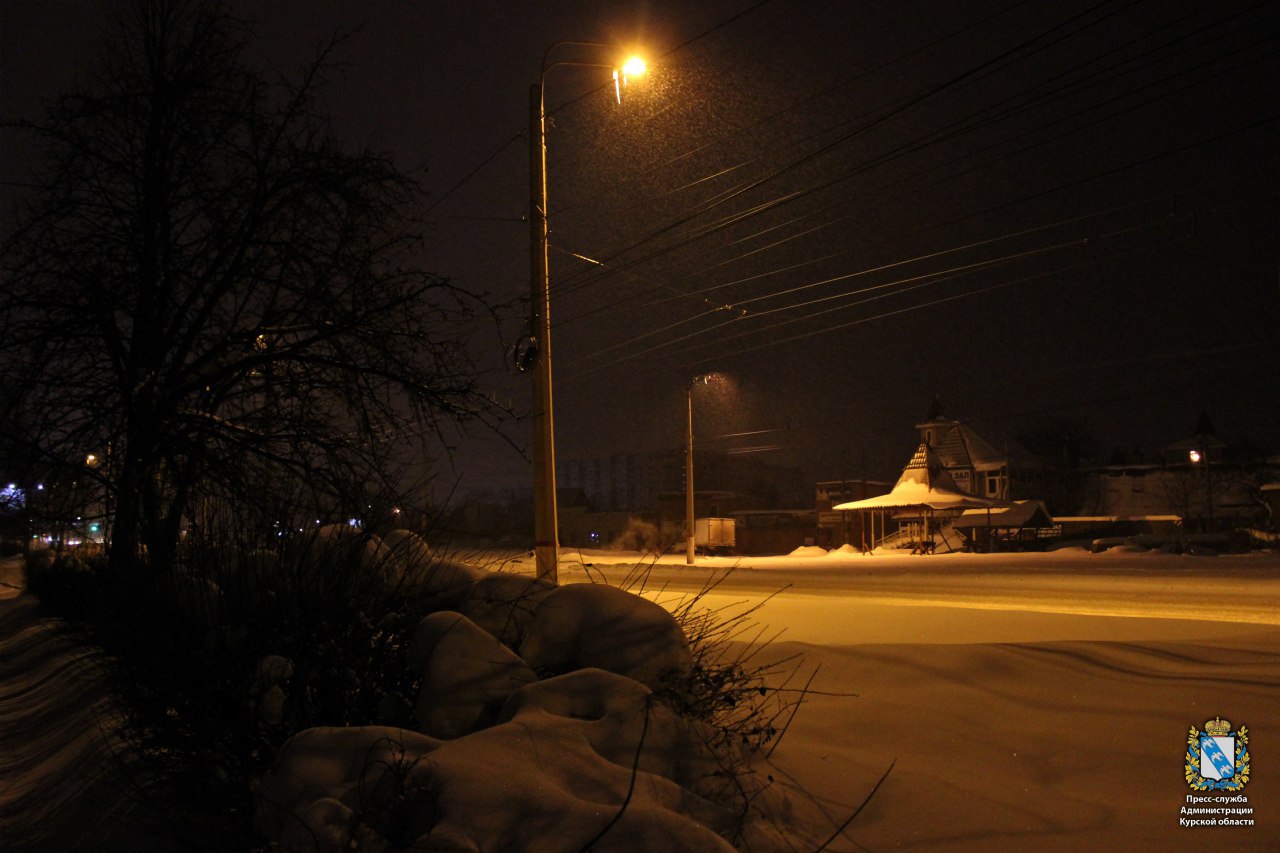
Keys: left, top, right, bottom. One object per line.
{"left": 529, "top": 43, "right": 646, "bottom": 583}
{"left": 686, "top": 374, "right": 710, "bottom": 565}
{"left": 1189, "top": 447, "right": 1214, "bottom": 533}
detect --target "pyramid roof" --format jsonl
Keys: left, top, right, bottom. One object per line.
{"left": 833, "top": 443, "right": 1008, "bottom": 511}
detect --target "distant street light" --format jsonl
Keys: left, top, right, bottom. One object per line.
{"left": 686, "top": 374, "right": 710, "bottom": 565}
{"left": 1189, "top": 447, "right": 1214, "bottom": 533}
{"left": 529, "top": 43, "right": 646, "bottom": 583}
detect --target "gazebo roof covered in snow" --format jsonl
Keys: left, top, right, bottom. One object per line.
{"left": 833, "top": 442, "right": 1008, "bottom": 512}
{"left": 953, "top": 500, "right": 1054, "bottom": 529}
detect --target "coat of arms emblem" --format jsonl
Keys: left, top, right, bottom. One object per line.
{"left": 1186, "top": 717, "right": 1250, "bottom": 791}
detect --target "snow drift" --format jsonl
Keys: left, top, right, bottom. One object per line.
{"left": 252, "top": 530, "right": 787, "bottom": 850}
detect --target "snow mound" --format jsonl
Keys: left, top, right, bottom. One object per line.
{"left": 459, "top": 572, "right": 555, "bottom": 647}
{"left": 252, "top": 655, "right": 294, "bottom": 726}
{"left": 825, "top": 543, "right": 862, "bottom": 558}
{"left": 291, "top": 523, "right": 388, "bottom": 576}
{"left": 254, "top": 581, "right": 798, "bottom": 850}
{"left": 254, "top": 725, "right": 443, "bottom": 847}
{"left": 380, "top": 529, "right": 486, "bottom": 606}
{"left": 520, "top": 583, "right": 692, "bottom": 688}
{"left": 255, "top": 676, "right": 741, "bottom": 850}
{"left": 787, "top": 545, "right": 829, "bottom": 558}
{"left": 408, "top": 611, "right": 537, "bottom": 739}
{"left": 499, "top": 668, "right": 721, "bottom": 788}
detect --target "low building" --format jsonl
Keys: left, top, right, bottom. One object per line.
{"left": 732, "top": 509, "right": 822, "bottom": 554}
{"left": 1079, "top": 413, "right": 1274, "bottom": 533}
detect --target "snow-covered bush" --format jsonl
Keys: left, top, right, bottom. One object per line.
{"left": 31, "top": 519, "right": 812, "bottom": 849}
{"left": 520, "top": 583, "right": 693, "bottom": 688}
{"left": 285, "top": 523, "right": 389, "bottom": 586}
{"left": 379, "top": 528, "right": 486, "bottom": 607}
{"left": 654, "top": 575, "right": 813, "bottom": 789}
{"left": 21, "top": 524, "right": 441, "bottom": 847}
{"left": 408, "top": 610, "right": 537, "bottom": 738}
{"left": 22, "top": 547, "right": 105, "bottom": 618}
{"left": 458, "top": 571, "right": 555, "bottom": 647}
{"left": 255, "top": 674, "right": 751, "bottom": 851}
{"left": 243, "top": 564, "right": 820, "bottom": 850}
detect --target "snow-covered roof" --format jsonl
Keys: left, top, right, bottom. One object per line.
{"left": 915, "top": 406, "right": 1035, "bottom": 471}
{"left": 833, "top": 443, "right": 1007, "bottom": 511}
{"left": 954, "top": 500, "right": 1053, "bottom": 529}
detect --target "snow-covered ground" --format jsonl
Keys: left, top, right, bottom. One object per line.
{"left": 491, "top": 546, "right": 1280, "bottom": 849}
{"left": 3, "top": 546, "right": 1278, "bottom": 849}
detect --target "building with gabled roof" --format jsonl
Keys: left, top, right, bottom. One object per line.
{"left": 914, "top": 397, "right": 1040, "bottom": 501}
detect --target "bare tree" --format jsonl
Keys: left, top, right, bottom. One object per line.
{"left": 1, "top": 0, "right": 506, "bottom": 573}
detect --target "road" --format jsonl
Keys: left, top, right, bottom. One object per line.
{"left": 540, "top": 548, "right": 1280, "bottom": 644}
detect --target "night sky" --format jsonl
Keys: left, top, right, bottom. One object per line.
{"left": 4, "top": 0, "right": 1278, "bottom": 498}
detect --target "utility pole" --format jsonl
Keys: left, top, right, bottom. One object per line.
{"left": 529, "top": 82, "right": 558, "bottom": 582}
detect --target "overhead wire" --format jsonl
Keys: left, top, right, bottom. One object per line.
{"left": 543, "top": 0, "right": 1041, "bottom": 246}
{"left": 420, "top": 0, "right": 783, "bottom": 221}
{"left": 552, "top": 3, "right": 1280, "bottom": 371}
{"left": 545, "top": 0, "right": 1136, "bottom": 304}
{"left": 564, "top": 12, "right": 1280, "bottom": 335}
{"left": 573, "top": 199, "right": 1164, "bottom": 362}
{"left": 563, "top": 109, "right": 1275, "bottom": 380}
{"left": 558, "top": 1, "right": 1259, "bottom": 317}
{"left": 561, "top": 236, "right": 1092, "bottom": 382}
{"left": 421, "top": 0, "right": 1275, "bottom": 395}
{"left": 422, "top": 0, "right": 1121, "bottom": 325}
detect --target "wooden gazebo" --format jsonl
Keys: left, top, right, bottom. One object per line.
{"left": 833, "top": 442, "right": 1007, "bottom": 553}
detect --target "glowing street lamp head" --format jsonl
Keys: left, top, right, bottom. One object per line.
{"left": 621, "top": 56, "right": 646, "bottom": 78}
{"left": 613, "top": 54, "right": 647, "bottom": 103}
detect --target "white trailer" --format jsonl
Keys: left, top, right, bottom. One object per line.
{"left": 695, "top": 517, "right": 736, "bottom": 555}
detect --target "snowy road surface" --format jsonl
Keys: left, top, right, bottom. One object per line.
{"left": 532, "top": 547, "right": 1280, "bottom": 639}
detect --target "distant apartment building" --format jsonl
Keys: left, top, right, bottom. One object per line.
{"left": 557, "top": 453, "right": 660, "bottom": 513}
{"left": 557, "top": 448, "right": 807, "bottom": 514}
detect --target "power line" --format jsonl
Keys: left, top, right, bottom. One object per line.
{"left": 420, "top": 0, "right": 783, "bottom": 219}
{"left": 548, "top": 15, "right": 1277, "bottom": 353}
{"left": 545, "top": 0, "right": 1134, "bottom": 302}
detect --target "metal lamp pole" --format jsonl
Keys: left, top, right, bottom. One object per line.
{"left": 529, "top": 45, "right": 645, "bottom": 583}
{"left": 1190, "top": 447, "right": 1215, "bottom": 533}
{"left": 686, "top": 375, "right": 707, "bottom": 565}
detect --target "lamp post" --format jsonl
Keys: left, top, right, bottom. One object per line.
{"left": 1189, "top": 447, "right": 1214, "bottom": 533}
{"left": 686, "top": 374, "right": 709, "bottom": 565}
{"left": 529, "top": 44, "right": 645, "bottom": 583}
